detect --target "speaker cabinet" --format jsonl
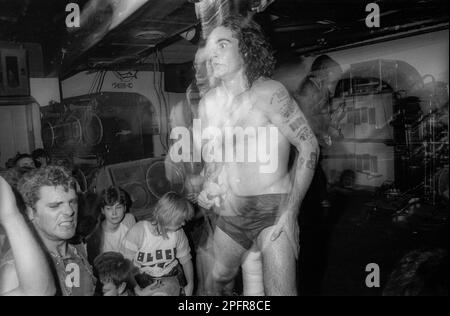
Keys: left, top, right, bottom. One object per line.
{"left": 41, "top": 92, "right": 158, "bottom": 164}
{"left": 105, "top": 157, "right": 185, "bottom": 220}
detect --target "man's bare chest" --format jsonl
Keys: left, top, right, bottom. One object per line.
{"left": 223, "top": 94, "right": 267, "bottom": 128}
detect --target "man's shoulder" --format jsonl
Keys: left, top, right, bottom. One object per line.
{"left": 297, "top": 75, "right": 321, "bottom": 95}
{"left": 251, "top": 78, "right": 290, "bottom": 111}
{"left": 252, "top": 78, "right": 286, "bottom": 92}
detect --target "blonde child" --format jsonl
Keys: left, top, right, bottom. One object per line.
{"left": 122, "top": 192, "right": 194, "bottom": 296}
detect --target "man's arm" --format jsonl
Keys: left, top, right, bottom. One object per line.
{"left": 0, "top": 176, "right": 56, "bottom": 296}
{"left": 257, "top": 81, "right": 319, "bottom": 257}
{"left": 196, "top": 94, "right": 226, "bottom": 210}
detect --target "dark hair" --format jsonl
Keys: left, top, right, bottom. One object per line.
{"left": 17, "top": 165, "right": 76, "bottom": 208}
{"left": 100, "top": 186, "right": 129, "bottom": 210}
{"left": 150, "top": 192, "right": 194, "bottom": 239}
{"left": 383, "top": 249, "right": 448, "bottom": 296}
{"left": 32, "top": 148, "right": 50, "bottom": 166}
{"left": 94, "top": 252, "right": 133, "bottom": 287}
{"left": 221, "top": 14, "right": 276, "bottom": 87}
{"left": 13, "top": 153, "right": 33, "bottom": 166}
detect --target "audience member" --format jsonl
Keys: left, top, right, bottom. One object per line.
{"left": 383, "top": 249, "right": 448, "bottom": 296}
{"left": 93, "top": 251, "right": 135, "bottom": 296}
{"left": 87, "top": 186, "right": 135, "bottom": 264}
{"left": 32, "top": 148, "right": 50, "bottom": 168}
{"left": 17, "top": 166, "right": 96, "bottom": 296}
{"left": 122, "top": 192, "right": 194, "bottom": 296}
{"left": 0, "top": 176, "right": 55, "bottom": 296}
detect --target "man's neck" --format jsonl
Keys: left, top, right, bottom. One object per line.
{"left": 41, "top": 235, "right": 69, "bottom": 257}
{"left": 220, "top": 69, "right": 249, "bottom": 98}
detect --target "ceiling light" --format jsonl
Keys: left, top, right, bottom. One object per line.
{"left": 135, "top": 30, "right": 166, "bottom": 40}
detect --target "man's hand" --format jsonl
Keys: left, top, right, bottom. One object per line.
{"left": 185, "top": 193, "right": 198, "bottom": 204}
{"left": 197, "top": 190, "right": 216, "bottom": 210}
{"left": 0, "top": 176, "right": 20, "bottom": 224}
{"left": 270, "top": 211, "right": 300, "bottom": 259}
{"left": 197, "top": 181, "right": 223, "bottom": 209}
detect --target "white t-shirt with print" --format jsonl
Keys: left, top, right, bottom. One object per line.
{"left": 122, "top": 221, "right": 191, "bottom": 278}
{"left": 102, "top": 213, "right": 135, "bottom": 254}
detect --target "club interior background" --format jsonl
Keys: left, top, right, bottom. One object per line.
{"left": 0, "top": 0, "right": 448, "bottom": 295}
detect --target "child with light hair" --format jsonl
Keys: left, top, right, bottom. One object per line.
{"left": 122, "top": 192, "right": 195, "bottom": 296}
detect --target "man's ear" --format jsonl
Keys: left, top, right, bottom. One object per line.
{"left": 26, "top": 206, "right": 35, "bottom": 221}
{"left": 118, "top": 282, "right": 127, "bottom": 295}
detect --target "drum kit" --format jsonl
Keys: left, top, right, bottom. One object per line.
{"left": 399, "top": 79, "right": 448, "bottom": 205}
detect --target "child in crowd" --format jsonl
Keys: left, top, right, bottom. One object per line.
{"left": 122, "top": 192, "right": 194, "bottom": 296}
{"left": 87, "top": 186, "right": 135, "bottom": 264}
{"left": 94, "top": 252, "right": 135, "bottom": 296}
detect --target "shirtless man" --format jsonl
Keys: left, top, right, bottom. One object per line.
{"left": 197, "top": 15, "right": 319, "bottom": 295}
{"left": 169, "top": 46, "right": 265, "bottom": 295}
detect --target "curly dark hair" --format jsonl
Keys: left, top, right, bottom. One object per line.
{"left": 221, "top": 14, "right": 276, "bottom": 87}
{"left": 18, "top": 165, "right": 76, "bottom": 208}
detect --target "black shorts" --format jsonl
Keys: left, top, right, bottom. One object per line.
{"left": 216, "top": 194, "right": 288, "bottom": 250}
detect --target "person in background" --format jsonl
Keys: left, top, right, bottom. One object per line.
{"left": 293, "top": 55, "right": 344, "bottom": 218}
{"left": 86, "top": 186, "right": 136, "bottom": 265}
{"left": 1, "top": 153, "right": 36, "bottom": 189}
{"left": 93, "top": 251, "right": 135, "bottom": 296}
{"left": 383, "top": 249, "right": 448, "bottom": 296}
{"left": 32, "top": 148, "right": 50, "bottom": 168}
{"left": 122, "top": 192, "right": 195, "bottom": 296}
{"left": 14, "top": 153, "right": 36, "bottom": 171}
{"left": 17, "top": 166, "right": 96, "bottom": 296}
{"left": 294, "top": 55, "right": 344, "bottom": 148}
{"left": 0, "top": 175, "right": 56, "bottom": 296}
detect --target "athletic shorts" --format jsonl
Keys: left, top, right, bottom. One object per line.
{"left": 216, "top": 194, "right": 288, "bottom": 250}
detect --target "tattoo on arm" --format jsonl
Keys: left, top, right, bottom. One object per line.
{"left": 306, "top": 151, "right": 319, "bottom": 170}
{"left": 280, "top": 99, "right": 296, "bottom": 118}
{"left": 288, "top": 117, "right": 307, "bottom": 132}
{"left": 271, "top": 85, "right": 318, "bottom": 148}
{"left": 272, "top": 88, "right": 297, "bottom": 118}
{"left": 271, "top": 88, "right": 290, "bottom": 104}
{"left": 296, "top": 126, "right": 315, "bottom": 142}
{"left": 298, "top": 157, "right": 305, "bottom": 168}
